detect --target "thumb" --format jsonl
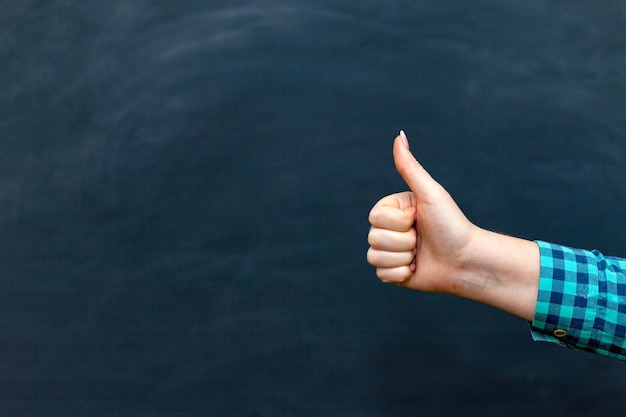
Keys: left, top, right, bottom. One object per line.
{"left": 393, "top": 131, "right": 435, "bottom": 197}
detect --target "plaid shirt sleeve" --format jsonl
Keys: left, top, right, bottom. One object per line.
{"left": 530, "top": 241, "right": 626, "bottom": 361}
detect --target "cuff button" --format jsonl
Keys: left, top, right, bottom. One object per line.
{"left": 553, "top": 329, "right": 568, "bottom": 338}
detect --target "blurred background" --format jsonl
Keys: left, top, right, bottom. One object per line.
{"left": 0, "top": 0, "right": 625, "bottom": 415}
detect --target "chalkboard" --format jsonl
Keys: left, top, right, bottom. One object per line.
{"left": 1, "top": 1, "right": 625, "bottom": 415}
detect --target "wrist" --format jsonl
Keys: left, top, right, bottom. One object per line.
{"left": 452, "top": 228, "right": 540, "bottom": 321}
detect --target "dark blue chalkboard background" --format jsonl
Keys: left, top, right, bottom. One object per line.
{"left": 1, "top": 1, "right": 625, "bottom": 415}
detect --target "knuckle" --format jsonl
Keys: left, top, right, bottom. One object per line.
{"left": 367, "top": 229, "right": 381, "bottom": 247}
{"left": 366, "top": 248, "right": 379, "bottom": 266}
{"left": 368, "top": 208, "right": 382, "bottom": 226}
{"left": 376, "top": 268, "right": 394, "bottom": 283}
{"left": 376, "top": 267, "right": 411, "bottom": 284}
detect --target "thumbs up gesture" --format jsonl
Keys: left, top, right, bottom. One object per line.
{"left": 367, "top": 131, "right": 539, "bottom": 321}
{"left": 367, "top": 131, "right": 476, "bottom": 293}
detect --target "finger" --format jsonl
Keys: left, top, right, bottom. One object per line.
{"left": 392, "top": 131, "right": 437, "bottom": 200}
{"left": 366, "top": 248, "right": 415, "bottom": 268}
{"left": 375, "top": 265, "right": 414, "bottom": 284}
{"left": 368, "top": 227, "right": 416, "bottom": 252}
{"left": 373, "top": 191, "right": 416, "bottom": 211}
{"left": 369, "top": 195, "right": 416, "bottom": 232}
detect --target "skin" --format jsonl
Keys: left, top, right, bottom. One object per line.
{"left": 367, "top": 132, "right": 540, "bottom": 322}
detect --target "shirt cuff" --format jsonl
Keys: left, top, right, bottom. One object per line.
{"left": 529, "top": 240, "right": 600, "bottom": 352}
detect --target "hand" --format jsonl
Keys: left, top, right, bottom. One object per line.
{"left": 367, "top": 131, "right": 478, "bottom": 294}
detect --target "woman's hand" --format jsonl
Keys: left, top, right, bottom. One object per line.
{"left": 367, "top": 131, "right": 539, "bottom": 321}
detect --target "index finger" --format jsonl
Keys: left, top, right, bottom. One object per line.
{"left": 368, "top": 192, "right": 416, "bottom": 232}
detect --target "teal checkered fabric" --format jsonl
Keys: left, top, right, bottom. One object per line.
{"left": 530, "top": 241, "right": 626, "bottom": 361}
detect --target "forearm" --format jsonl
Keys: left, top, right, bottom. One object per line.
{"left": 371, "top": 131, "right": 626, "bottom": 361}
{"left": 452, "top": 228, "right": 540, "bottom": 322}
